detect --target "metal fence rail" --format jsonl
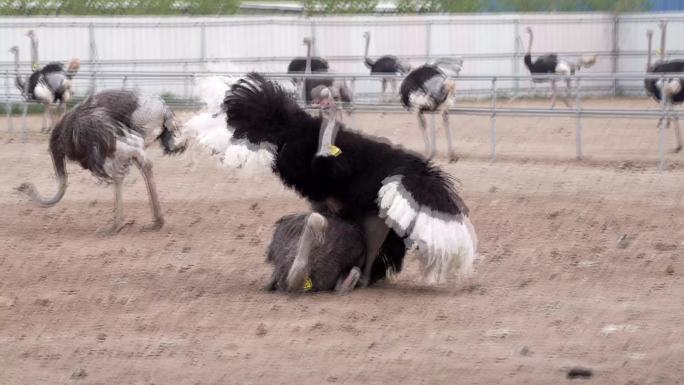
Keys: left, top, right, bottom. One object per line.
{"left": 4, "top": 71, "right": 682, "bottom": 169}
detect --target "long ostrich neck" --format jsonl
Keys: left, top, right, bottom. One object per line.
{"left": 364, "top": 34, "right": 370, "bottom": 61}
{"left": 30, "top": 35, "right": 39, "bottom": 69}
{"left": 659, "top": 23, "right": 667, "bottom": 61}
{"left": 11, "top": 49, "right": 25, "bottom": 92}
{"left": 305, "top": 40, "right": 312, "bottom": 74}
{"left": 527, "top": 30, "right": 533, "bottom": 56}
{"left": 316, "top": 98, "right": 339, "bottom": 157}
{"left": 647, "top": 32, "right": 653, "bottom": 70}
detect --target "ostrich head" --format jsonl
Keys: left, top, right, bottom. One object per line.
{"left": 67, "top": 58, "right": 81, "bottom": 72}
{"left": 9, "top": 46, "right": 18, "bottom": 55}
{"left": 303, "top": 37, "right": 313, "bottom": 46}
{"left": 310, "top": 86, "right": 335, "bottom": 110}
{"left": 363, "top": 31, "right": 370, "bottom": 40}
{"left": 25, "top": 30, "right": 36, "bottom": 38}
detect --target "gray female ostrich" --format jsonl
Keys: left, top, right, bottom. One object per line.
{"left": 17, "top": 89, "right": 187, "bottom": 234}
{"left": 265, "top": 212, "right": 365, "bottom": 293}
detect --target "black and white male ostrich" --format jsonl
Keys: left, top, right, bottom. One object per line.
{"left": 287, "top": 37, "right": 352, "bottom": 106}
{"left": 522, "top": 27, "right": 596, "bottom": 108}
{"left": 184, "top": 76, "right": 406, "bottom": 290}
{"left": 362, "top": 31, "right": 410, "bottom": 101}
{"left": 17, "top": 90, "right": 187, "bottom": 234}
{"left": 399, "top": 61, "right": 463, "bottom": 162}
{"left": 644, "top": 23, "right": 684, "bottom": 152}
{"left": 222, "top": 73, "right": 477, "bottom": 286}
{"left": 9, "top": 44, "right": 80, "bottom": 132}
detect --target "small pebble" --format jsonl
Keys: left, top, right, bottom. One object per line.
{"left": 666, "top": 264, "right": 675, "bottom": 275}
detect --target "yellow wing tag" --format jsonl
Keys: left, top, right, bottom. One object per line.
{"left": 303, "top": 277, "right": 313, "bottom": 291}
{"left": 328, "top": 145, "right": 342, "bottom": 157}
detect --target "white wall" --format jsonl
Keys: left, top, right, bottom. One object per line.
{"left": 1, "top": 13, "right": 683, "bottom": 101}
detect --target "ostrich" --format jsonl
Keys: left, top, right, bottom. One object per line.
{"left": 399, "top": 62, "right": 461, "bottom": 162}
{"left": 522, "top": 27, "right": 596, "bottom": 108}
{"left": 9, "top": 45, "right": 80, "bottom": 132}
{"left": 287, "top": 37, "right": 352, "bottom": 107}
{"left": 362, "top": 31, "right": 410, "bottom": 101}
{"left": 644, "top": 23, "right": 684, "bottom": 153}
{"left": 265, "top": 211, "right": 365, "bottom": 293}
{"left": 183, "top": 77, "right": 405, "bottom": 288}
{"left": 222, "top": 73, "right": 477, "bottom": 286}
{"left": 17, "top": 89, "right": 187, "bottom": 234}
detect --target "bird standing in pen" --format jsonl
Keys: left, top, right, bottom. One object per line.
{"left": 400, "top": 62, "right": 461, "bottom": 162}
{"left": 644, "top": 23, "right": 684, "bottom": 153}
{"left": 9, "top": 40, "right": 80, "bottom": 132}
{"left": 221, "top": 73, "right": 477, "bottom": 287}
{"left": 17, "top": 90, "right": 187, "bottom": 234}
{"left": 362, "top": 31, "right": 411, "bottom": 101}
{"left": 521, "top": 27, "right": 596, "bottom": 108}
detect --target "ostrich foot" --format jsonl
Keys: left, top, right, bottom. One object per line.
{"left": 448, "top": 154, "right": 459, "bottom": 163}
{"left": 357, "top": 274, "right": 370, "bottom": 289}
{"left": 264, "top": 274, "right": 278, "bottom": 292}
{"left": 142, "top": 218, "right": 165, "bottom": 232}
{"left": 673, "top": 145, "right": 682, "bottom": 153}
{"left": 336, "top": 267, "right": 361, "bottom": 294}
{"left": 101, "top": 220, "right": 134, "bottom": 235}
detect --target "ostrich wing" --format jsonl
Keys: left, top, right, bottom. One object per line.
{"left": 376, "top": 173, "right": 477, "bottom": 284}
{"left": 43, "top": 71, "right": 66, "bottom": 93}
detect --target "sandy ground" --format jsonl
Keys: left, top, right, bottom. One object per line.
{"left": 1, "top": 98, "right": 683, "bottom": 385}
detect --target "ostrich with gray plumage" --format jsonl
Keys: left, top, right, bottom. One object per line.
{"left": 399, "top": 59, "right": 463, "bottom": 162}
{"left": 522, "top": 27, "right": 596, "bottom": 108}
{"left": 363, "top": 31, "right": 411, "bottom": 101}
{"left": 17, "top": 89, "right": 187, "bottom": 234}
{"left": 265, "top": 211, "right": 365, "bottom": 293}
{"left": 645, "top": 22, "right": 684, "bottom": 152}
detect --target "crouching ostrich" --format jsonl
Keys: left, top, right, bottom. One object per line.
{"left": 223, "top": 73, "right": 477, "bottom": 286}
{"left": 265, "top": 211, "right": 365, "bottom": 293}
{"left": 362, "top": 31, "right": 410, "bottom": 101}
{"left": 9, "top": 45, "right": 80, "bottom": 132}
{"left": 17, "top": 89, "right": 187, "bottom": 234}
{"left": 400, "top": 60, "right": 462, "bottom": 162}
{"left": 522, "top": 27, "right": 596, "bottom": 108}
{"left": 645, "top": 22, "right": 684, "bottom": 152}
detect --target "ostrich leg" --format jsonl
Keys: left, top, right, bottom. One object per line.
{"left": 562, "top": 78, "right": 572, "bottom": 108}
{"left": 286, "top": 212, "right": 327, "bottom": 291}
{"left": 133, "top": 158, "right": 165, "bottom": 231}
{"left": 21, "top": 102, "right": 29, "bottom": 142}
{"left": 104, "top": 176, "right": 132, "bottom": 234}
{"left": 380, "top": 78, "right": 387, "bottom": 102}
{"left": 358, "top": 215, "right": 390, "bottom": 288}
{"left": 442, "top": 108, "right": 458, "bottom": 163}
{"left": 672, "top": 107, "right": 682, "bottom": 153}
{"left": 416, "top": 110, "right": 432, "bottom": 158}
{"left": 335, "top": 266, "right": 361, "bottom": 293}
{"left": 549, "top": 80, "right": 558, "bottom": 109}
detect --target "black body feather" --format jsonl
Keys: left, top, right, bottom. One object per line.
{"left": 645, "top": 60, "right": 684, "bottom": 103}
{"left": 366, "top": 55, "right": 406, "bottom": 74}
{"left": 225, "top": 73, "right": 469, "bottom": 280}
{"left": 524, "top": 53, "right": 559, "bottom": 81}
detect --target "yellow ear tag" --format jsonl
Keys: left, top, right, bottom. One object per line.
{"left": 328, "top": 144, "right": 342, "bottom": 157}
{"left": 303, "top": 277, "right": 313, "bottom": 291}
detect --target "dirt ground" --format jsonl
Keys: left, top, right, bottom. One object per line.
{"left": 1, "top": 98, "right": 683, "bottom": 385}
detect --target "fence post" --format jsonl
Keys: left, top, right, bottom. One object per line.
{"left": 513, "top": 19, "right": 520, "bottom": 96}
{"left": 612, "top": 14, "right": 619, "bottom": 97}
{"left": 200, "top": 22, "right": 207, "bottom": 72}
{"left": 88, "top": 23, "right": 97, "bottom": 94}
{"left": 425, "top": 21, "right": 432, "bottom": 63}
{"left": 4, "top": 70, "right": 12, "bottom": 134}
{"left": 350, "top": 77, "right": 356, "bottom": 129}
{"left": 575, "top": 76, "right": 583, "bottom": 160}
{"left": 490, "top": 77, "right": 497, "bottom": 161}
